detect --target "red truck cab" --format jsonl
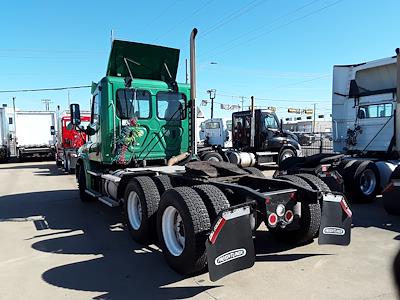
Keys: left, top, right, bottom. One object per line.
{"left": 56, "top": 114, "right": 90, "bottom": 173}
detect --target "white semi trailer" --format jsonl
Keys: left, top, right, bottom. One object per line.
{"left": 0, "top": 107, "right": 10, "bottom": 162}
{"left": 331, "top": 49, "right": 400, "bottom": 203}
{"left": 7, "top": 110, "right": 57, "bottom": 160}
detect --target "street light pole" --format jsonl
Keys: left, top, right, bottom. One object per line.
{"left": 207, "top": 89, "right": 216, "bottom": 119}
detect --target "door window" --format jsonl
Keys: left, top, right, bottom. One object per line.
{"left": 156, "top": 92, "right": 186, "bottom": 120}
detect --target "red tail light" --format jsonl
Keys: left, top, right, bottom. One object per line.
{"left": 268, "top": 213, "right": 278, "bottom": 226}
{"left": 285, "top": 210, "right": 294, "bottom": 223}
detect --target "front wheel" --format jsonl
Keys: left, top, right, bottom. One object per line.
{"left": 202, "top": 151, "right": 223, "bottom": 162}
{"left": 77, "top": 164, "right": 93, "bottom": 202}
{"left": 278, "top": 148, "right": 296, "bottom": 166}
{"left": 157, "top": 187, "right": 211, "bottom": 275}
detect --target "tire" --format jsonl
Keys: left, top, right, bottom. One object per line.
{"left": 124, "top": 176, "right": 160, "bottom": 244}
{"left": 157, "top": 187, "right": 211, "bottom": 275}
{"left": 192, "top": 185, "right": 230, "bottom": 223}
{"left": 295, "top": 173, "right": 331, "bottom": 192}
{"left": 202, "top": 151, "right": 223, "bottom": 162}
{"left": 63, "top": 152, "right": 69, "bottom": 173}
{"left": 77, "top": 164, "right": 94, "bottom": 202}
{"left": 279, "top": 148, "right": 296, "bottom": 165}
{"left": 271, "top": 175, "right": 321, "bottom": 245}
{"left": 243, "top": 167, "right": 265, "bottom": 178}
{"left": 152, "top": 175, "right": 173, "bottom": 196}
{"left": 344, "top": 161, "right": 379, "bottom": 203}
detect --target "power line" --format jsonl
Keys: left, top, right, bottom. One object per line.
{"left": 201, "top": 0, "right": 268, "bottom": 38}
{"left": 199, "top": 0, "right": 322, "bottom": 57}
{"left": 0, "top": 85, "right": 91, "bottom": 94}
{"left": 153, "top": 0, "right": 216, "bottom": 43}
{"left": 213, "top": 92, "right": 330, "bottom": 103}
{"left": 202, "top": 0, "right": 345, "bottom": 58}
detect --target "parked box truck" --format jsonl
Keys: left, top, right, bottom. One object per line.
{"left": 7, "top": 110, "right": 57, "bottom": 160}
{"left": 0, "top": 107, "right": 10, "bottom": 162}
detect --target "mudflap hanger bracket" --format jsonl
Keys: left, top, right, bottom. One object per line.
{"left": 319, "top": 192, "right": 352, "bottom": 246}
{"left": 206, "top": 202, "right": 256, "bottom": 282}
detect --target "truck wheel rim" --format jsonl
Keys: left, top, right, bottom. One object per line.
{"left": 281, "top": 152, "right": 293, "bottom": 161}
{"left": 207, "top": 156, "right": 220, "bottom": 162}
{"left": 360, "top": 169, "right": 376, "bottom": 195}
{"left": 162, "top": 206, "right": 185, "bottom": 256}
{"left": 127, "top": 191, "right": 142, "bottom": 230}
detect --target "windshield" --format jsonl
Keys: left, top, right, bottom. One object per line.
{"left": 116, "top": 89, "right": 151, "bottom": 119}
{"left": 264, "top": 114, "right": 278, "bottom": 129}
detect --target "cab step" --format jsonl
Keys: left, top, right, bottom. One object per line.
{"left": 84, "top": 189, "right": 120, "bottom": 207}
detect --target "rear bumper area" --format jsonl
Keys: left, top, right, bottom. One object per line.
{"left": 19, "top": 146, "right": 55, "bottom": 157}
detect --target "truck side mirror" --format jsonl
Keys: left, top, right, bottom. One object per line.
{"left": 70, "top": 103, "right": 81, "bottom": 125}
{"left": 50, "top": 126, "right": 55, "bottom": 135}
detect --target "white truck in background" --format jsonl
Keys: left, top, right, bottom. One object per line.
{"left": 201, "top": 118, "right": 232, "bottom": 148}
{"left": 330, "top": 49, "right": 400, "bottom": 204}
{"left": 0, "top": 106, "right": 10, "bottom": 162}
{"left": 6, "top": 109, "right": 57, "bottom": 160}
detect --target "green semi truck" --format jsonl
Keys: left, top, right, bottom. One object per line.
{"left": 70, "top": 29, "right": 352, "bottom": 281}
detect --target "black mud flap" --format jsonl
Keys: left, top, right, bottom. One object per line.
{"left": 318, "top": 193, "right": 352, "bottom": 246}
{"left": 206, "top": 203, "right": 255, "bottom": 282}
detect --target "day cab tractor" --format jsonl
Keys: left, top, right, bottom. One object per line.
{"left": 198, "top": 105, "right": 302, "bottom": 167}
{"left": 56, "top": 113, "right": 90, "bottom": 173}
{"left": 70, "top": 28, "right": 352, "bottom": 281}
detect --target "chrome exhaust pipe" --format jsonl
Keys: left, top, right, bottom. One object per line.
{"left": 190, "top": 28, "right": 198, "bottom": 156}
{"left": 396, "top": 48, "right": 400, "bottom": 155}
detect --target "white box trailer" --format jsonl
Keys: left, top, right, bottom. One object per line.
{"left": 0, "top": 107, "right": 10, "bottom": 161}
{"left": 11, "top": 110, "right": 57, "bottom": 159}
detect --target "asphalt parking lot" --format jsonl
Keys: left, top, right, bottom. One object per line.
{"left": 1, "top": 161, "right": 400, "bottom": 300}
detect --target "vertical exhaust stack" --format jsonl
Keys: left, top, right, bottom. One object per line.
{"left": 190, "top": 28, "right": 198, "bottom": 156}
{"left": 250, "top": 96, "right": 255, "bottom": 148}
{"left": 396, "top": 48, "right": 400, "bottom": 155}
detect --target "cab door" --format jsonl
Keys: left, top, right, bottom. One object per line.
{"left": 87, "top": 93, "right": 102, "bottom": 162}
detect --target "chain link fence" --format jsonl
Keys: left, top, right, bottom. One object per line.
{"left": 296, "top": 132, "right": 334, "bottom": 156}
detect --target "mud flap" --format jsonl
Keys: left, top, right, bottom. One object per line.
{"left": 318, "top": 193, "right": 352, "bottom": 246}
{"left": 206, "top": 203, "right": 255, "bottom": 282}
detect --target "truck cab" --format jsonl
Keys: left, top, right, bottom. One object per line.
{"left": 232, "top": 109, "right": 301, "bottom": 163}
{"left": 202, "top": 118, "right": 232, "bottom": 148}
{"left": 75, "top": 40, "right": 191, "bottom": 173}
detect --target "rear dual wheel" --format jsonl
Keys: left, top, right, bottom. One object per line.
{"left": 341, "top": 160, "right": 379, "bottom": 203}
{"left": 157, "top": 185, "right": 230, "bottom": 275}
{"left": 124, "top": 176, "right": 160, "bottom": 244}
{"left": 157, "top": 187, "right": 211, "bottom": 275}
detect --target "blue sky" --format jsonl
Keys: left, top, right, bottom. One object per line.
{"left": 0, "top": 0, "right": 398, "bottom": 121}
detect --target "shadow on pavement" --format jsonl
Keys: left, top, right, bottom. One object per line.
{"left": 2, "top": 187, "right": 400, "bottom": 299}
{"left": 0, "top": 190, "right": 218, "bottom": 299}
{"left": 350, "top": 199, "right": 400, "bottom": 235}
{"left": 0, "top": 162, "right": 65, "bottom": 176}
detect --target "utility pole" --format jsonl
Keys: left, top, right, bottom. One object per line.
{"left": 207, "top": 89, "right": 216, "bottom": 119}
{"left": 250, "top": 96, "right": 255, "bottom": 148}
{"left": 240, "top": 96, "right": 245, "bottom": 111}
{"left": 313, "top": 103, "right": 316, "bottom": 133}
{"left": 67, "top": 90, "right": 70, "bottom": 106}
{"left": 42, "top": 99, "right": 52, "bottom": 111}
